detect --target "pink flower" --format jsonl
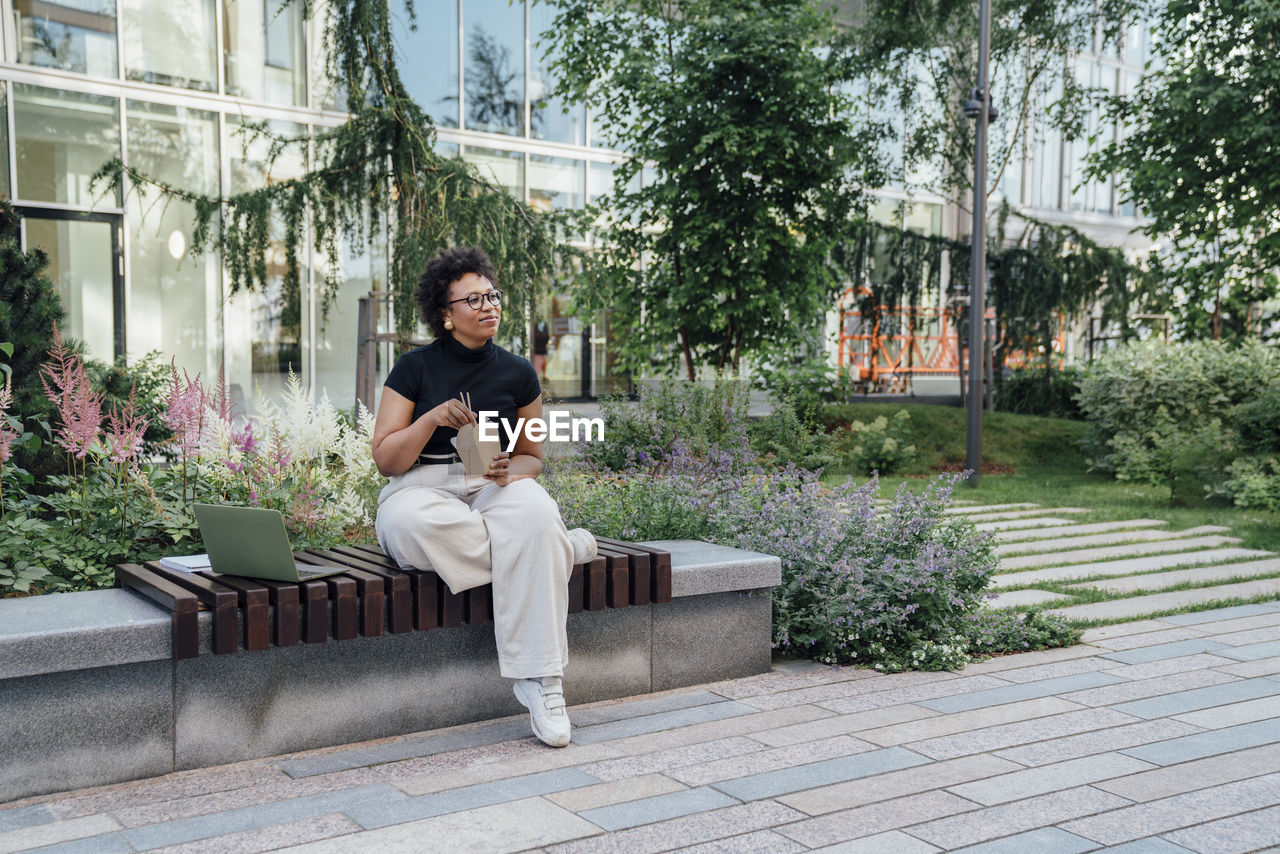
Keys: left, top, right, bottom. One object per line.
{"left": 104, "top": 380, "right": 150, "bottom": 466}
{"left": 38, "top": 323, "right": 103, "bottom": 459}
{"left": 162, "top": 360, "right": 207, "bottom": 459}
{"left": 0, "top": 380, "right": 16, "bottom": 464}
{"left": 232, "top": 421, "right": 256, "bottom": 455}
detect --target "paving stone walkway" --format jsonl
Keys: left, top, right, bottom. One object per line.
{"left": 977, "top": 505, "right": 1280, "bottom": 622}
{"left": 6, "top": 603, "right": 1280, "bottom": 852}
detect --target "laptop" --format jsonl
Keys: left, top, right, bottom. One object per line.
{"left": 193, "top": 503, "right": 349, "bottom": 582}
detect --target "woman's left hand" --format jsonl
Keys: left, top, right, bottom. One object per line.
{"left": 484, "top": 452, "right": 513, "bottom": 486}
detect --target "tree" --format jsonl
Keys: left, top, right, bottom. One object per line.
{"left": 850, "top": 0, "right": 1138, "bottom": 206}
{"left": 543, "top": 0, "right": 890, "bottom": 378}
{"left": 0, "top": 200, "right": 65, "bottom": 425}
{"left": 93, "top": 0, "right": 563, "bottom": 346}
{"left": 1090, "top": 0, "right": 1280, "bottom": 341}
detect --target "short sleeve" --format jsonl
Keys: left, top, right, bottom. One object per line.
{"left": 515, "top": 360, "right": 541, "bottom": 407}
{"left": 383, "top": 351, "right": 421, "bottom": 402}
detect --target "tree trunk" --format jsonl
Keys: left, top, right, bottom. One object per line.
{"left": 680, "top": 326, "right": 696, "bottom": 381}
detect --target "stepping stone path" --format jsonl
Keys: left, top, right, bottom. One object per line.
{"left": 980, "top": 504, "right": 1280, "bottom": 622}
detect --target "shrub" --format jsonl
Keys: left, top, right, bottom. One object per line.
{"left": 997, "top": 366, "right": 1083, "bottom": 419}
{"left": 964, "top": 608, "right": 1083, "bottom": 657}
{"left": 582, "top": 378, "right": 751, "bottom": 472}
{"left": 583, "top": 377, "right": 838, "bottom": 472}
{"left": 1235, "top": 387, "right": 1280, "bottom": 455}
{"left": 1078, "top": 340, "right": 1280, "bottom": 499}
{"left": 1214, "top": 456, "right": 1280, "bottom": 513}
{"left": 843, "top": 410, "right": 916, "bottom": 476}
{"left": 546, "top": 420, "right": 999, "bottom": 670}
{"left": 0, "top": 334, "right": 385, "bottom": 596}
{"left": 751, "top": 357, "right": 861, "bottom": 421}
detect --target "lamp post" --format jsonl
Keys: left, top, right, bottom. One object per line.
{"left": 963, "top": 0, "right": 996, "bottom": 486}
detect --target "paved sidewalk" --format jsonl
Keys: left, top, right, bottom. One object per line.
{"left": 6, "top": 602, "right": 1280, "bottom": 853}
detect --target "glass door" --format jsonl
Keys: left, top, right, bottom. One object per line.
{"left": 21, "top": 210, "right": 125, "bottom": 362}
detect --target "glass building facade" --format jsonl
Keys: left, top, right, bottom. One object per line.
{"left": 0, "top": 0, "right": 1151, "bottom": 409}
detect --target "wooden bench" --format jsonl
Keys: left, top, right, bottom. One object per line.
{"left": 115, "top": 540, "right": 673, "bottom": 661}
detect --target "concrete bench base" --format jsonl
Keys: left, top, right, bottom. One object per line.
{"left": 0, "top": 541, "right": 779, "bottom": 803}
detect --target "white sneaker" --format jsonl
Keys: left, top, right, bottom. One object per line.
{"left": 567, "top": 528, "right": 598, "bottom": 565}
{"left": 513, "top": 676, "right": 572, "bottom": 748}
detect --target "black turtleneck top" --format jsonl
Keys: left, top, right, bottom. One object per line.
{"left": 383, "top": 336, "right": 542, "bottom": 457}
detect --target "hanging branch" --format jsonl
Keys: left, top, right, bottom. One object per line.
{"left": 92, "top": 0, "right": 567, "bottom": 348}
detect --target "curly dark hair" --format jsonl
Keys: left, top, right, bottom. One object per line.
{"left": 414, "top": 247, "right": 499, "bottom": 339}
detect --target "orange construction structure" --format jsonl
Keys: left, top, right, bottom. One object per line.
{"left": 836, "top": 287, "right": 1066, "bottom": 392}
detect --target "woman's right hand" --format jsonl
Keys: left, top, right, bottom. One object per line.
{"left": 425, "top": 398, "right": 477, "bottom": 431}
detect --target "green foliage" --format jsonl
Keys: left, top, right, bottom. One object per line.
{"left": 988, "top": 211, "right": 1135, "bottom": 389}
{"left": 0, "top": 201, "right": 64, "bottom": 440}
{"left": 582, "top": 379, "right": 753, "bottom": 472}
{"left": 824, "top": 402, "right": 1089, "bottom": 476}
{"left": 547, "top": 423, "right": 1005, "bottom": 671}
{"left": 997, "top": 366, "right": 1083, "bottom": 419}
{"left": 751, "top": 358, "right": 861, "bottom": 422}
{"left": 850, "top": 0, "right": 1137, "bottom": 201}
{"left": 1235, "top": 388, "right": 1280, "bottom": 455}
{"left": 92, "top": 0, "right": 563, "bottom": 346}
{"left": 581, "top": 378, "right": 838, "bottom": 473}
{"left": 1090, "top": 0, "right": 1280, "bottom": 341}
{"left": 964, "top": 609, "right": 1083, "bottom": 658}
{"left": 1216, "top": 456, "right": 1280, "bottom": 514}
{"left": 1077, "top": 340, "right": 1280, "bottom": 500}
{"left": 544, "top": 0, "right": 885, "bottom": 377}
{"left": 746, "top": 405, "right": 840, "bottom": 473}
{"left": 843, "top": 410, "right": 916, "bottom": 476}
{"left": 86, "top": 352, "right": 174, "bottom": 459}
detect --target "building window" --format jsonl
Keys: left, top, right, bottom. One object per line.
{"left": 224, "top": 0, "right": 307, "bottom": 106}
{"left": 462, "top": 145, "right": 523, "bottom": 196}
{"left": 224, "top": 116, "right": 309, "bottom": 411}
{"left": 125, "top": 101, "right": 220, "bottom": 380}
{"left": 12, "top": 83, "right": 120, "bottom": 206}
{"left": 528, "top": 155, "right": 583, "bottom": 212}
{"left": 120, "top": 0, "right": 217, "bottom": 91}
{"left": 529, "top": 1, "right": 584, "bottom": 145}
{"left": 463, "top": 0, "right": 523, "bottom": 136}
{"left": 13, "top": 0, "right": 119, "bottom": 78}
{"left": 393, "top": 0, "right": 458, "bottom": 127}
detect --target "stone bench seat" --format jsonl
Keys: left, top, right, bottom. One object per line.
{"left": 0, "top": 540, "right": 780, "bottom": 804}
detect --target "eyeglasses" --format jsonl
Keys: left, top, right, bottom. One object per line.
{"left": 448, "top": 290, "right": 503, "bottom": 310}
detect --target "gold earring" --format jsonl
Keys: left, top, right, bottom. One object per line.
{"left": 444, "top": 319, "right": 454, "bottom": 331}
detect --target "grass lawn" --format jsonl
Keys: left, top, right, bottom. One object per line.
{"left": 822, "top": 402, "right": 1280, "bottom": 556}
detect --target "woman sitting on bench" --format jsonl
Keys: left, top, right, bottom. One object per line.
{"left": 370, "top": 246, "right": 596, "bottom": 748}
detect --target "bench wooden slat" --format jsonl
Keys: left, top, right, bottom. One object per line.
{"left": 585, "top": 555, "right": 607, "bottom": 611}
{"left": 146, "top": 563, "right": 240, "bottom": 654}
{"left": 596, "top": 547, "right": 632, "bottom": 609}
{"left": 466, "top": 584, "right": 492, "bottom": 625}
{"left": 296, "top": 554, "right": 385, "bottom": 638}
{"left": 300, "top": 579, "right": 330, "bottom": 644}
{"left": 198, "top": 573, "right": 271, "bottom": 651}
{"left": 251, "top": 578, "right": 301, "bottom": 647}
{"left": 417, "top": 571, "right": 440, "bottom": 630}
{"left": 568, "top": 563, "right": 584, "bottom": 614}
{"left": 593, "top": 541, "right": 652, "bottom": 606}
{"left": 322, "top": 575, "right": 359, "bottom": 640}
{"left": 596, "top": 538, "right": 672, "bottom": 603}
{"left": 115, "top": 564, "right": 200, "bottom": 660}
{"left": 317, "top": 547, "right": 414, "bottom": 634}
{"left": 440, "top": 578, "right": 465, "bottom": 628}
{"left": 114, "top": 537, "right": 668, "bottom": 659}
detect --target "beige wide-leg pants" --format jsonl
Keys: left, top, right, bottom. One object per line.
{"left": 375, "top": 464, "right": 571, "bottom": 679}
